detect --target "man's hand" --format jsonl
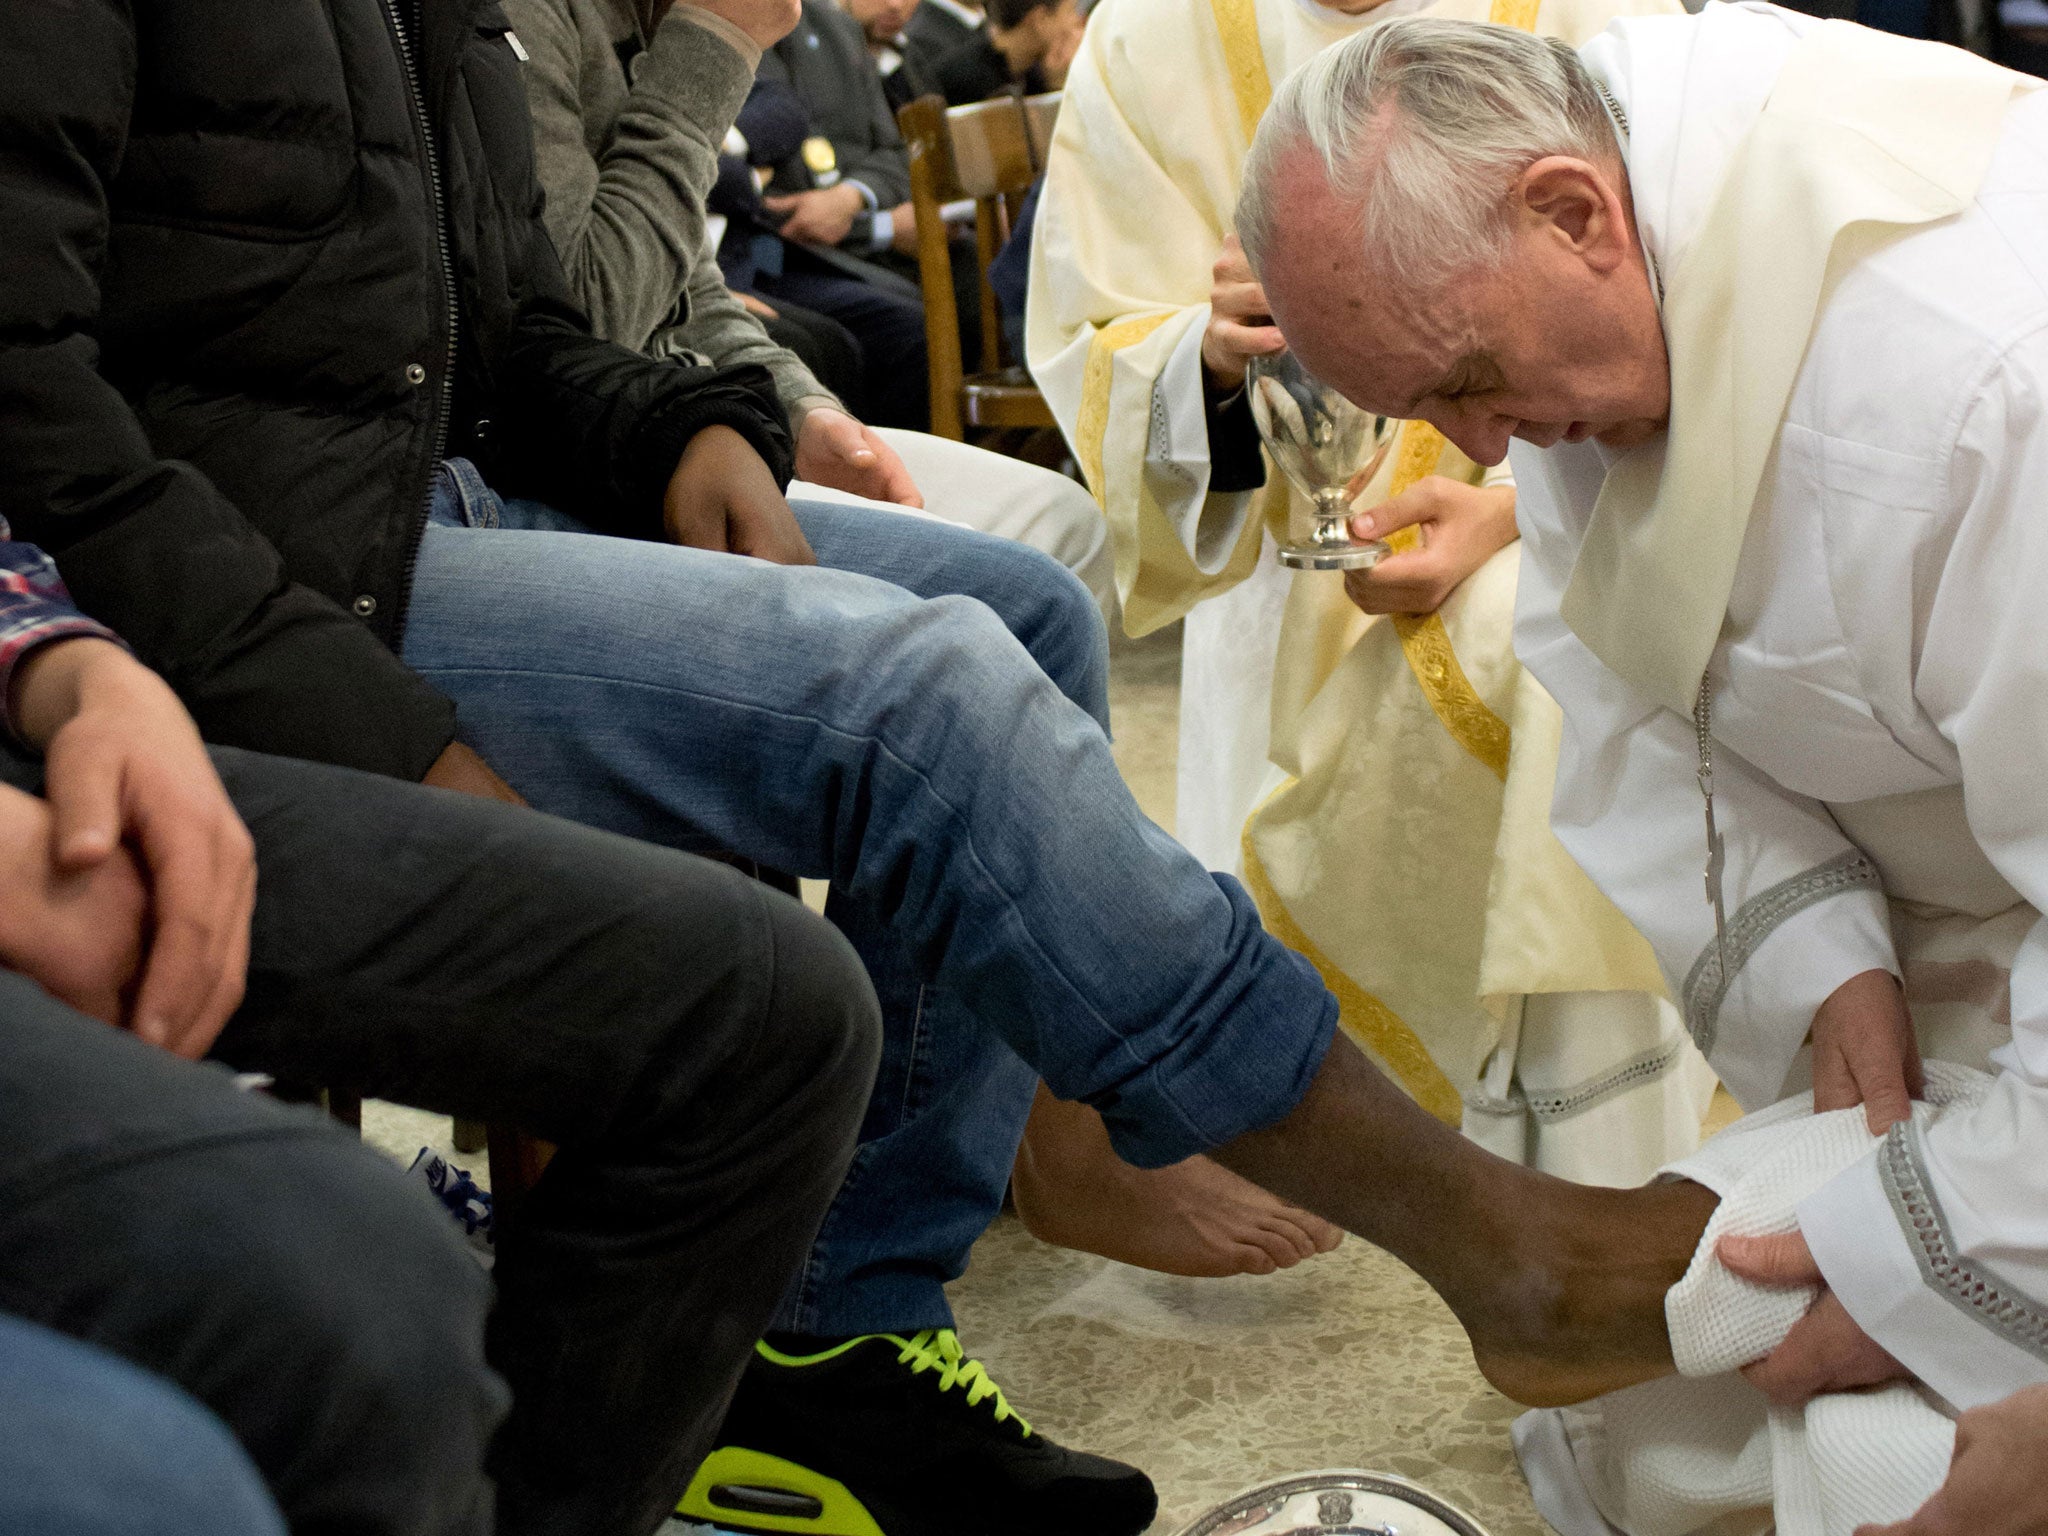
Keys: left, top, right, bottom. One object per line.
{"left": 664, "top": 423, "right": 818, "bottom": 564}
{"left": 1857, "top": 1385, "right": 2048, "bottom": 1536}
{"left": 1718, "top": 1231, "right": 1909, "bottom": 1407}
{"left": 889, "top": 201, "right": 919, "bottom": 255}
{"left": 1342, "top": 478, "right": 1517, "bottom": 615}
{"left": 683, "top": 0, "right": 802, "bottom": 49}
{"left": 0, "top": 783, "right": 149, "bottom": 1031}
{"left": 1202, "top": 233, "right": 1286, "bottom": 390}
{"left": 4, "top": 638, "right": 254, "bottom": 1058}
{"left": 737, "top": 291, "right": 781, "bottom": 321}
{"left": 765, "top": 184, "right": 865, "bottom": 248}
{"left": 422, "top": 741, "right": 526, "bottom": 806}
{"left": 1812, "top": 967, "right": 1925, "bottom": 1133}
{"left": 795, "top": 407, "right": 924, "bottom": 507}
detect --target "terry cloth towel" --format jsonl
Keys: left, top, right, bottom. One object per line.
{"left": 1516, "top": 1063, "right": 1991, "bottom": 1536}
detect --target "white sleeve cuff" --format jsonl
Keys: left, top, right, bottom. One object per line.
{"left": 1706, "top": 877, "right": 1897, "bottom": 1109}
{"left": 1148, "top": 315, "right": 1252, "bottom": 573}
{"left": 868, "top": 206, "right": 894, "bottom": 251}
{"left": 845, "top": 178, "right": 880, "bottom": 212}
{"left": 1802, "top": 1134, "right": 2048, "bottom": 1411}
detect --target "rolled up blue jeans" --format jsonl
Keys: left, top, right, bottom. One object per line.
{"left": 404, "top": 460, "right": 1336, "bottom": 1333}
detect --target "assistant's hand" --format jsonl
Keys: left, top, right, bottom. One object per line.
{"left": 765, "top": 184, "right": 865, "bottom": 248}
{"left": 683, "top": 0, "right": 801, "bottom": 48}
{"left": 1812, "top": 967, "right": 1925, "bottom": 1133}
{"left": 796, "top": 408, "right": 924, "bottom": 507}
{"left": 1341, "top": 478, "right": 1517, "bottom": 616}
{"left": 1202, "top": 234, "right": 1286, "bottom": 390}
{"left": 1857, "top": 1385, "right": 2048, "bottom": 1536}
{"left": 1717, "top": 1230, "right": 1909, "bottom": 1407}
{"left": 664, "top": 423, "right": 818, "bottom": 564}
{"left": 5, "top": 638, "right": 254, "bottom": 1058}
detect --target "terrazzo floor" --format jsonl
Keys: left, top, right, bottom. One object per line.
{"left": 359, "top": 618, "right": 1581, "bottom": 1535}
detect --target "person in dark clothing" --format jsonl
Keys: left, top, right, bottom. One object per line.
{"left": 757, "top": 292, "right": 871, "bottom": 408}
{"left": 0, "top": 529, "right": 879, "bottom": 1536}
{"left": 711, "top": 80, "right": 937, "bottom": 427}
{"left": 843, "top": 0, "right": 945, "bottom": 111}
{"left": 755, "top": 0, "right": 984, "bottom": 362}
{"left": 903, "top": 0, "right": 986, "bottom": 75}
{"left": 927, "top": 0, "right": 1080, "bottom": 102}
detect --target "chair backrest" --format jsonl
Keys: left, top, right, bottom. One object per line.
{"left": 900, "top": 93, "right": 1042, "bottom": 437}
{"left": 1022, "top": 91, "right": 1062, "bottom": 172}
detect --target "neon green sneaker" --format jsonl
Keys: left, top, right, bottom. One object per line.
{"left": 678, "top": 1330, "right": 1156, "bottom": 1536}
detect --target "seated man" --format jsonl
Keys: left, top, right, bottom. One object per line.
{"left": 1241, "top": 9, "right": 2048, "bottom": 1530}
{"left": 508, "top": 0, "right": 1113, "bottom": 609}
{"left": 905, "top": 0, "right": 986, "bottom": 71}
{"left": 3, "top": 1, "right": 1723, "bottom": 1531}
{"left": 1029, "top": 0, "right": 1706, "bottom": 1226}
{"left": 757, "top": 0, "right": 988, "bottom": 381}
{"left": 927, "top": 0, "right": 1081, "bottom": 103}
{"left": 841, "top": 0, "right": 944, "bottom": 111}
{"left": 0, "top": 530, "right": 878, "bottom": 1535}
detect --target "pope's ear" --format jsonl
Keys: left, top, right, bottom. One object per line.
{"left": 1516, "top": 156, "right": 1629, "bottom": 273}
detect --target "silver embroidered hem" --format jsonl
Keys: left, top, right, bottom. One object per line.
{"left": 1682, "top": 850, "right": 1883, "bottom": 1059}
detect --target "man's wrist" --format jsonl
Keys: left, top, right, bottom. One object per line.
{"left": 9, "top": 638, "right": 137, "bottom": 752}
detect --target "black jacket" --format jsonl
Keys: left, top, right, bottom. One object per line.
{"left": 758, "top": 1, "right": 914, "bottom": 211}
{"left": 0, "top": 0, "right": 793, "bottom": 780}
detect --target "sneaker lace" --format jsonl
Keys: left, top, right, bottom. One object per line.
{"left": 895, "top": 1329, "right": 1031, "bottom": 1437}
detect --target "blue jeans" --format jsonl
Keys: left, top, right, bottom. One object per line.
{"left": 0, "top": 1313, "right": 285, "bottom": 1536}
{"left": 406, "top": 459, "right": 1336, "bottom": 1333}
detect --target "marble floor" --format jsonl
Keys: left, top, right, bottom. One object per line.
{"left": 359, "top": 618, "right": 1564, "bottom": 1536}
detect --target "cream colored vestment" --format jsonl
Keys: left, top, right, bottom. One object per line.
{"left": 1028, "top": 0, "right": 1708, "bottom": 1179}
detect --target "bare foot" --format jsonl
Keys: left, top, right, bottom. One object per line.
{"left": 1457, "top": 1176, "right": 1721, "bottom": 1407}
{"left": 1012, "top": 1086, "right": 1344, "bottom": 1277}
{"left": 1209, "top": 1035, "right": 1719, "bottom": 1408}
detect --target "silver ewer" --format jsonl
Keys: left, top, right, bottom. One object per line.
{"left": 1246, "top": 351, "right": 1399, "bottom": 571}
{"left": 1175, "top": 1468, "right": 1496, "bottom": 1536}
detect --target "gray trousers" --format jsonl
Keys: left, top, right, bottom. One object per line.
{"left": 0, "top": 745, "right": 880, "bottom": 1536}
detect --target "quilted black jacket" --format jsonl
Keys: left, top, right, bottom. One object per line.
{"left": 0, "top": 0, "right": 793, "bottom": 778}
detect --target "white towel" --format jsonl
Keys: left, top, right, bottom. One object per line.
{"left": 1517, "top": 1065, "right": 1988, "bottom": 1536}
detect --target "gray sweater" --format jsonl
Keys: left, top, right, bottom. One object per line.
{"left": 504, "top": 0, "right": 837, "bottom": 420}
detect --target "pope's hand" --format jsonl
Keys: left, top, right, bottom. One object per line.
{"left": 795, "top": 407, "right": 924, "bottom": 507}
{"left": 1202, "top": 234, "right": 1286, "bottom": 391}
{"left": 1812, "top": 967, "right": 1924, "bottom": 1133}
{"left": 1856, "top": 1384, "right": 2048, "bottom": 1536}
{"left": 1717, "top": 1230, "right": 1908, "bottom": 1406}
{"left": 1341, "top": 478, "right": 1517, "bottom": 616}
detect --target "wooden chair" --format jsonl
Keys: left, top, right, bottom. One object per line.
{"left": 899, "top": 93, "right": 1056, "bottom": 440}
{"left": 1021, "top": 91, "right": 1062, "bottom": 170}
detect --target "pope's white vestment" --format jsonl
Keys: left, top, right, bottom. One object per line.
{"left": 1028, "top": 0, "right": 1710, "bottom": 1179}
{"left": 1509, "top": 6, "right": 2048, "bottom": 1529}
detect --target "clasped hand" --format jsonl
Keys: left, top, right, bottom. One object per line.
{"left": 0, "top": 639, "right": 254, "bottom": 1059}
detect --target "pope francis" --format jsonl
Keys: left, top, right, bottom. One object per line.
{"left": 1027, "top": 0, "right": 1711, "bottom": 1183}
{"left": 1240, "top": 6, "right": 2048, "bottom": 1531}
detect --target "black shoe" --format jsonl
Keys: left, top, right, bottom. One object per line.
{"left": 677, "top": 1329, "right": 1158, "bottom": 1536}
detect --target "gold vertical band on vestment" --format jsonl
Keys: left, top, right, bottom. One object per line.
{"left": 1075, "top": 311, "right": 1177, "bottom": 506}
{"left": 1209, "top": 0, "right": 1275, "bottom": 144}
{"left": 1382, "top": 420, "right": 1514, "bottom": 782}
{"left": 1243, "top": 827, "right": 1467, "bottom": 1126}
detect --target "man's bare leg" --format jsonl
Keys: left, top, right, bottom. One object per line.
{"left": 1211, "top": 1036, "right": 1719, "bottom": 1407}
{"left": 1013, "top": 1085, "right": 1344, "bottom": 1277}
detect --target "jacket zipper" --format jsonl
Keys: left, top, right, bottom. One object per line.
{"left": 383, "top": 0, "right": 460, "bottom": 653}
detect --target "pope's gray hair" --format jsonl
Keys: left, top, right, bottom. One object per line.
{"left": 1236, "top": 18, "right": 1617, "bottom": 287}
